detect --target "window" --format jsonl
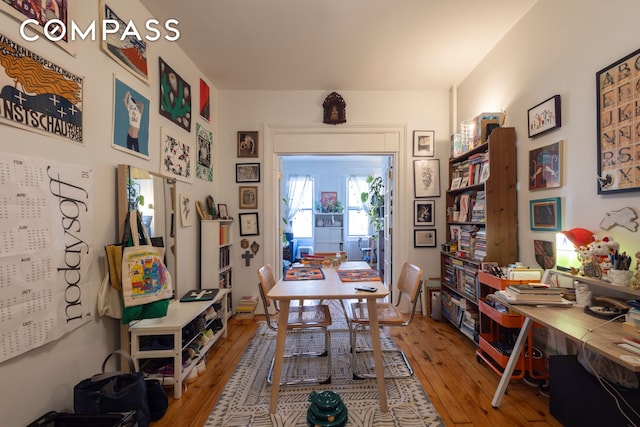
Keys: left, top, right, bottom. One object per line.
{"left": 288, "top": 177, "right": 314, "bottom": 238}
{"left": 347, "top": 176, "right": 370, "bottom": 236}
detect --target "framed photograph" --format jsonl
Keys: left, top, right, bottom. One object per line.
{"left": 413, "top": 130, "right": 435, "bottom": 157}
{"left": 414, "top": 229, "right": 437, "bottom": 248}
{"left": 217, "top": 204, "right": 229, "bottom": 219}
{"left": 450, "top": 177, "right": 462, "bottom": 190}
{"left": 112, "top": 75, "right": 150, "bottom": 159}
{"left": 414, "top": 200, "right": 435, "bottom": 227}
{"left": 529, "top": 141, "right": 561, "bottom": 190}
{"left": 238, "top": 131, "right": 259, "bottom": 157}
{"left": 527, "top": 95, "right": 561, "bottom": 138}
{"left": 239, "top": 186, "right": 258, "bottom": 209}
{"left": 596, "top": 47, "right": 640, "bottom": 194}
{"left": 239, "top": 212, "right": 259, "bottom": 236}
{"left": 236, "top": 163, "right": 260, "bottom": 183}
{"left": 414, "top": 159, "right": 441, "bottom": 198}
{"left": 530, "top": 197, "right": 562, "bottom": 231}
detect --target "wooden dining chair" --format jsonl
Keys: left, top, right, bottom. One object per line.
{"left": 345, "top": 261, "right": 423, "bottom": 379}
{"left": 257, "top": 264, "right": 333, "bottom": 385}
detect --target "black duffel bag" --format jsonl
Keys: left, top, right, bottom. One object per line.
{"left": 74, "top": 350, "right": 167, "bottom": 427}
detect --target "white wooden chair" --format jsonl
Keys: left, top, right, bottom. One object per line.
{"left": 257, "top": 264, "right": 332, "bottom": 385}
{"left": 345, "top": 261, "right": 423, "bottom": 379}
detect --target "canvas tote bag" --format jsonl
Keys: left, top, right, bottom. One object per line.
{"left": 121, "top": 210, "right": 172, "bottom": 309}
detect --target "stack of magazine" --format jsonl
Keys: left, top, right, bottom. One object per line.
{"left": 496, "top": 283, "right": 569, "bottom": 305}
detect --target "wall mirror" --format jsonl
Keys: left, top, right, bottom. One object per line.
{"left": 117, "top": 164, "right": 177, "bottom": 298}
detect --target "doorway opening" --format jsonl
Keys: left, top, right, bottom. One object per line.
{"left": 279, "top": 154, "right": 393, "bottom": 281}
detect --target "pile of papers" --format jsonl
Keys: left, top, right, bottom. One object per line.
{"left": 236, "top": 295, "right": 259, "bottom": 318}
{"left": 496, "top": 283, "right": 570, "bottom": 305}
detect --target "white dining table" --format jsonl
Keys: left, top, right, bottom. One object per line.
{"left": 267, "top": 261, "right": 389, "bottom": 414}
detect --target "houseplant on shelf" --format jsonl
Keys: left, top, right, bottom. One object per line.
{"left": 360, "top": 175, "right": 384, "bottom": 234}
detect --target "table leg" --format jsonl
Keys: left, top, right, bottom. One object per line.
{"left": 269, "top": 300, "right": 290, "bottom": 414}
{"left": 491, "top": 316, "right": 533, "bottom": 408}
{"left": 366, "top": 295, "right": 388, "bottom": 412}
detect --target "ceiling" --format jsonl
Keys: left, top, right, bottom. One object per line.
{"left": 140, "top": 0, "right": 537, "bottom": 91}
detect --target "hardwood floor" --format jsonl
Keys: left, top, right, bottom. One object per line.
{"left": 150, "top": 313, "right": 563, "bottom": 427}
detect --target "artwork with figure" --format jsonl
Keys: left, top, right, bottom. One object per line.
{"left": 238, "top": 131, "right": 258, "bottom": 157}
{"left": 414, "top": 200, "right": 435, "bottom": 226}
{"left": 114, "top": 87, "right": 146, "bottom": 158}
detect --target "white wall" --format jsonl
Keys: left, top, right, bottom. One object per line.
{"left": 457, "top": 0, "right": 640, "bottom": 270}
{"left": 0, "top": 2, "right": 217, "bottom": 425}
{"left": 217, "top": 90, "right": 450, "bottom": 308}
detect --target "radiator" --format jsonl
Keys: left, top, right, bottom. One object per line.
{"left": 346, "top": 239, "right": 362, "bottom": 261}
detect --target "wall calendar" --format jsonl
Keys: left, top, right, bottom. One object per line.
{"left": 0, "top": 152, "right": 93, "bottom": 363}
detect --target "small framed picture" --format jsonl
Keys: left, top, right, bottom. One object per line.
{"left": 235, "top": 163, "right": 260, "bottom": 183}
{"left": 414, "top": 229, "right": 437, "bottom": 248}
{"left": 450, "top": 177, "right": 462, "bottom": 190}
{"left": 237, "top": 131, "right": 259, "bottom": 157}
{"left": 414, "top": 200, "right": 435, "bottom": 227}
{"left": 239, "top": 212, "right": 259, "bottom": 236}
{"left": 460, "top": 177, "right": 469, "bottom": 188}
{"left": 239, "top": 186, "right": 258, "bottom": 209}
{"left": 414, "top": 159, "right": 440, "bottom": 198}
{"left": 527, "top": 95, "right": 561, "bottom": 138}
{"left": 217, "top": 204, "right": 229, "bottom": 219}
{"left": 530, "top": 197, "right": 562, "bottom": 231}
{"left": 413, "top": 130, "right": 435, "bottom": 157}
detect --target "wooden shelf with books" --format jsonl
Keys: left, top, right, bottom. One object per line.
{"left": 440, "top": 127, "right": 518, "bottom": 344}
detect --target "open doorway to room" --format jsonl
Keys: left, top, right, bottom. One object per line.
{"left": 279, "top": 155, "right": 393, "bottom": 279}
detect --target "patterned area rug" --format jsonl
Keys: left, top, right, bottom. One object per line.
{"left": 206, "top": 321, "right": 445, "bottom": 426}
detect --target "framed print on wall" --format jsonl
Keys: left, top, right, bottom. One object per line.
{"left": 596, "top": 47, "right": 640, "bottom": 194}
{"left": 159, "top": 57, "right": 192, "bottom": 132}
{"left": 239, "top": 212, "right": 259, "bottom": 236}
{"left": 413, "top": 130, "right": 435, "bottom": 157}
{"left": 414, "top": 200, "right": 435, "bottom": 227}
{"left": 413, "top": 159, "right": 440, "bottom": 198}
{"left": 236, "top": 163, "right": 260, "bottom": 183}
{"left": 238, "top": 131, "right": 259, "bottom": 157}
{"left": 529, "top": 140, "right": 561, "bottom": 190}
{"left": 0, "top": 0, "right": 75, "bottom": 55}
{"left": 530, "top": 197, "right": 562, "bottom": 231}
{"left": 528, "top": 95, "right": 561, "bottom": 138}
{"left": 196, "top": 123, "right": 213, "bottom": 182}
{"left": 160, "top": 127, "right": 194, "bottom": 183}
{"left": 414, "top": 229, "right": 437, "bottom": 248}
{"left": 239, "top": 186, "right": 258, "bottom": 209}
{"left": 112, "top": 76, "right": 150, "bottom": 159}
{"left": 100, "top": 1, "right": 148, "bottom": 83}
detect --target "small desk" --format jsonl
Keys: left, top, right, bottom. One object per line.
{"left": 491, "top": 303, "right": 640, "bottom": 407}
{"left": 267, "top": 262, "right": 388, "bottom": 414}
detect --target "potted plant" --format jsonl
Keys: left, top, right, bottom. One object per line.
{"left": 127, "top": 178, "right": 144, "bottom": 211}
{"left": 360, "top": 175, "right": 384, "bottom": 234}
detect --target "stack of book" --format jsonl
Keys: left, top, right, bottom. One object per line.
{"left": 235, "top": 295, "right": 259, "bottom": 319}
{"left": 498, "top": 283, "right": 566, "bottom": 304}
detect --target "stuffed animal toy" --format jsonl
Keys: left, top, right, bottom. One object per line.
{"left": 588, "top": 236, "right": 619, "bottom": 274}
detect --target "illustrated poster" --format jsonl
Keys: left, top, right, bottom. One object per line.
{"left": 112, "top": 76, "right": 150, "bottom": 159}
{"left": 159, "top": 57, "right": 191, "bottom": 132}
{"left": 0, "top": 33, "right": 83, "bottom": 144}
{"left": 196, "top": 122, "right": 213, "bottom": 181}
{"left": 160, "top": 127, "right": 194, "bottom": 183}
{"left": 100, "top": 0, "right": 149, "bottom": 83}
{"left": 0, "top": 152, "right": 93, "bottom": 363}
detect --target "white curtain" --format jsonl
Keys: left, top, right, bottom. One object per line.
{"left": 283, "top": 175, "right": 311, "bottom": 228}
{"left": 348, "top": 175, "right": 370, "bottom": 215}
